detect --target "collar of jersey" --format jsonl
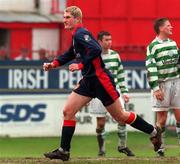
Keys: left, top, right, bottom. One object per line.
{"left": 156, "top": 36, "right": 169, "bottom": 43}
{"left": 72, "top": 24, "right": 83, "bottom": 36}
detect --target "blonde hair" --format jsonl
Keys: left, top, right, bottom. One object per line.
{"left": 65, "top": 6, "right": 82, "bottom": 22}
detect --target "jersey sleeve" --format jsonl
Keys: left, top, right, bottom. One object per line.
{"left": 146, "top": 46, "right": 159, "bottom": 91}
{"left": 178, "top": 49, "right": 180, "bottom": 74}
{"left": 55, "top": 44, "right": 76, "bottom": 66}
{"left": 116, "top": 54, "right": 128, "bottom": 94}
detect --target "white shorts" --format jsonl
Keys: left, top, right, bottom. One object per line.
{"left": 89, "top": 96, "right": 125, "bottom": 117}
{"left": 152, "top": 78, "right": 180, "bottom": 111}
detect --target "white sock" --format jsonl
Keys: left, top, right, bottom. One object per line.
{"left": 117, "top": 123, "right": 127, "bottom": 148}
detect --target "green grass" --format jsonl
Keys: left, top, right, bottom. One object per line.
{"left": 0, "top": 131, "right": 179, "bottom": 158}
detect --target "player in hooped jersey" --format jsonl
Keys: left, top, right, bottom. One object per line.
{"left": 89, "top": 31, "right": 134, "bottom": 157}
{"left": 43, "top": 6, "right": 162, "bottom": 161}
{"left": 146, "top": 17, "right": 180, "bottom": 157}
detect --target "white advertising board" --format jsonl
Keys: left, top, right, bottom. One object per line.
{"left": 76, "top": 92, "right": 154, "bottom": 134}
{"left": 0, "top": 95, "right": 64, "bottom": 137}
{"left": 0, "top": 93, "right": 154, "bottom": 137}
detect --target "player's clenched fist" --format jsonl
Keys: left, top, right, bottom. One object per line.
{"left": 69, "top": 63, "right": 84, "bottom": 72}
{"left": 43, "top": 62, "right": 55, "bottom": 71}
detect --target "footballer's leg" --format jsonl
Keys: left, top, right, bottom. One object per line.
{"left": 106, "top": 99, "right": 162, "bottom": 153}
{"left": 44, "top": 91, "right": 92, "bottom": 161}
{"left": 89, "top": 98, "right": 107, "bottom": 157}
{"left": 156, "top": 111, "right": 167, "bottom": 157}
{"left": 176, "top": 122, "right": 180, "bottom": 145}
{"left": 117, "top": 123, "right": 127, "bottom": 151}
{"left": 96, "top": 117, "right": 106, "bottom": 157}
{"left": 117, "top": 97, "right": 135, "bottom": 156}
{"left": 174, "top": 109, "right": 180, "bottom": 145}
{"left": 172, "top": 79, "right": 180, "bottom": 145}
{"left": 117, "top": 123, "right": 135, "bottom": 156}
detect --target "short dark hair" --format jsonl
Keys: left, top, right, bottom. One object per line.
{"left": 154, "top": 17, "right": 169, "bottom": 34}
{"left": 97, "top": 31, "right": 111, "bottom": 41}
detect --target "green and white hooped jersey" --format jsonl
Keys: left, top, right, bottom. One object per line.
{"left": 146, "top": 37, "right": 180, "bottom": 91}
{"left": 101, "top": 49, "right": 128, "bottom": 94}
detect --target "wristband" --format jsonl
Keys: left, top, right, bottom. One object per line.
{"left": 78, "top": 63, "right": 84, "bottom": 70}
{"left": 52, "top": 60, "right": 60, "bottom": 68}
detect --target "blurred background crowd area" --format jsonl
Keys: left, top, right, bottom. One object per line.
{"left": 0, "top": 45, "right": 146, "bottom": 61}
{"left": 0, "top": 0, "right": 180, "bottom": 61}
{"left": 0, "top": 46, "right": 60, "bottom": 61}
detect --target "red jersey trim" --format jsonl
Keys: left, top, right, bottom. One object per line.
{"left": 92, "top": 57, "right": 119, "bottom": 101}
{"left": 52, "top": 59, "right": 60, "bottom": 67}
{"left": 72, "top": 24, "right": 83, "bottom": 36}
{"left": 78, "top": 63, "right": 84, "bottom": 69}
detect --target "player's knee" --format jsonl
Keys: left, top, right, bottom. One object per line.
{"left": 114, "top": 115, "right": 127, "bottom": 123}
{"left": 98, "top": 123, "right": 105, "bottom": 129}
{"left": 63, "top": 108, "right": 74, "bottom": 118}
{"left": 63, "top": 110, "right": 68, "bottom": 118}
{"left": 174, "top": 111, "right": 180, "bottom": 122}
{"left": 97, "top": 117, "right": 106, "bottom": 128}
{"left": 156, "top": 119, "right": 166, "bottom": 127}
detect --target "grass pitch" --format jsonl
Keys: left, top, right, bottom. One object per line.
{"left": 0, "top": 131, "right": 179, "bottom": 163}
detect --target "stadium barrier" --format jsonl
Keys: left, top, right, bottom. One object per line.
{"left": 0, "top": 61, "right": 175, "bottom": 137}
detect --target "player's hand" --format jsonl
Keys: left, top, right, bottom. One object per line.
{"left": 153, "top": 89, "right": 164, "bottom": 101}
{"left": 43, "top": 62, "right": 55, "bottom": 71}
{"left": 69, "top": 63, "right": 83, "bottom": 72}
{"left": 123, "top": 94, "right": 130, "bottom": 103}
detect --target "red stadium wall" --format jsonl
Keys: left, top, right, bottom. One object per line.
{"left": 10, "top": 29, "right": 32, "bottom": 59}
{"left": 65, "top": 0, "right": 180, "bottom": 61}
{"left": 0, "top": 23, "right": 61, "bottom": 59}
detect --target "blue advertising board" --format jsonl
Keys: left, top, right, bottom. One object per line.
{"left": 0, "top": 61, "right": 150, "bottom": 94}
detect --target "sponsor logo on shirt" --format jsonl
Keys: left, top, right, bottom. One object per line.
{"left": 84, "top": 35, "right": 91, "bottom": 42}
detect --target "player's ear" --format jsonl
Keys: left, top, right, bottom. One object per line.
{"left": 159, "top": 25, "right": 164, "bottom": 33}
{"left": 98, "top": 40, "right": 101, "bottom": 44}
{"left": 76, "top": 16, "right": 81, "bottom": 24}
